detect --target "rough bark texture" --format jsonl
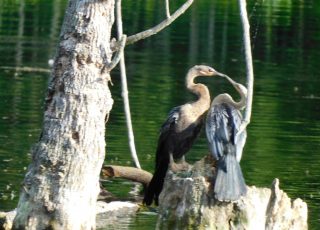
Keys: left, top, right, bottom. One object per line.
{"left": 12, "top": 0, "right": 115, "bottom": 229}
{"left": 157, "top": 156, "right": 308, "bottom": 230}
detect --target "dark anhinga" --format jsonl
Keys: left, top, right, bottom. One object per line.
{"left": 205, "top": 74, "right": 248, "bottom": 202}
{"left": 143, "top": 65, "right": 225, "bottom": 206}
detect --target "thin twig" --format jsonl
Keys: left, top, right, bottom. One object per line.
{"left": 126, "top": 0, "right": 193, "bottom": 45}
{"left": 238, "top": 0, "right": 254, "bottom": 133}
{"left": 116, "top": 0, "right": 141, "bottom": 169}
{"left": 165, "top": 0, "right": 170, "bottom": 18}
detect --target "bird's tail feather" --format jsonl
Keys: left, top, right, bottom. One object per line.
{"left": 214, "top": 152, "right": 247, "bottom": 201}
{"left": 143, "top": 159, "right": 168, "bottom": 206}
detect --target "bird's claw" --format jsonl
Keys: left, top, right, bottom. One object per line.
{"left": 169, "top": 161, "right": 191, "bottom": 173}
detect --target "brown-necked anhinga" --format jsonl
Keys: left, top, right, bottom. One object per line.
{"left": 143, "top": 65, "right": 225, "bottom": 206}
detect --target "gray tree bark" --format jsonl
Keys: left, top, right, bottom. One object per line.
{"left": 12, "top": 0, "right": 115, "bottom": 229}
{"left": 157, "top": 156, "right": 308, "bottom": 230}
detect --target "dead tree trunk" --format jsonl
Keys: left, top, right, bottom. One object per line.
{"left": 9, "top": 0, "right": 195, "bottom": 228}
{"left": 156, "top": 156, "right": 308, "bottom": 230}
{"left": 13, "top": 0, "right": 115, "bottom": 229}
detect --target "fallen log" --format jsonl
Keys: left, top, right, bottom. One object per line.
{"left": 101, "top": 165, "right": 152, "bottom": 186}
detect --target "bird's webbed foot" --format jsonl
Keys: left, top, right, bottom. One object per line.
{"left": 169, "top": 155, "right": 191, "bottom": 173}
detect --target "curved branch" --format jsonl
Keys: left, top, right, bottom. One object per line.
{"left": 116, "top": 0, "right": 141, "bottom": 169}
{"left": 126, "top": 0, "right": 194, "bottom": 45}
{"left": 238, "top": 0, "right": 254, "bottom": 133}
{"left": 165, "top": 0, "right": 170, "bottom": 18}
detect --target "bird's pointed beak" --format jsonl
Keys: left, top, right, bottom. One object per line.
{"left": 221, "top": 74, "right": 237, "bottom": 85}
{"left": 215, "top": 71, "right": 226, "bottom": 77}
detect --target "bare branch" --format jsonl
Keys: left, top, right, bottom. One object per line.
{"left": 116, "top": 0, "right": 141, "bottom": 169}
{"left": 238, "top": 0, "right": 254, "bottom": 133}
{"left": 126, "top": 0, "right": 194, "bottom": 45}
{"left": 101, "top": 165, "right": 152, "bottom": 186}
{"left": 165, "top": 0, "right": 170, "bottom": 18}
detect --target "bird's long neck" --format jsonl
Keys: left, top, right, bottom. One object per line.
{"left": 214, "top": 89, "right": 246, "bottom": 110}
{"left": 186, "top": 72, "right": 211, "bottom": 112}
{"left": 223, "top": 75, "right": 247, "bottom": 110}
{"left": 228, "top": 91, "right": 246, "bottom": 110}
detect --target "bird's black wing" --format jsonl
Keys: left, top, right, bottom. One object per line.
{"left": 205, "top": 104, "right": 231, "bottom": 160}
{"left": 160, "top": 106, "right": 181, "bottom": 134}
{"left": 206, "top": 103, "right": 247, "bottom": 201}
{"left": 155, "top": 106, "right": 181, "bottom": 168}
{"left": 144, "top": 106, "right": 181, "bottom": 206}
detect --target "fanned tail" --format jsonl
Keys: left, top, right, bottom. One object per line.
{"left": 214, "top": 152, "right": 247, "bottom": 201}
{"left": 143, "top": 158, "right": 169, "bottom": 206}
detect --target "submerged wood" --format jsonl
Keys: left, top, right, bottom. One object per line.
{"left": 157, "top": 156, "right": 308, "bottom": 230}
{"left": 96, "top": 201, "right": 139, "bottom": 229}
{"left": 0, "top": 201, "right": 139, "bottom": 230}
{"left": 0, "top": 66, "right": 50, "bottom": 73}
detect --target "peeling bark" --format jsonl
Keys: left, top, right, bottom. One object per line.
{"left": 157, "top": 156, "right": 308, "bottom": 230}
{"left": 12, "top": 0, "right": 115, "bottom": 229}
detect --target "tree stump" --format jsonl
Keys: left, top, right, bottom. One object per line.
{"left": 157, "top": 156, "right": 308, "bottom": 230}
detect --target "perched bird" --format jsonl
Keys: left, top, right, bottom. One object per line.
{"left": 205, "top": 74, "right": 248, "bottom": 202}
{"left": 143, "top": 65, "right": 225, "bottom": 206}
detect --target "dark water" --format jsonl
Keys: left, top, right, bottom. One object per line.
{"left": 0, "top": 0, "right": 320, "bottom": 229}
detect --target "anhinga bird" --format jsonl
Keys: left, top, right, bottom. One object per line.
{"left": 205, "top": 74, "right": 248, "bottom": 202}
{"left": 143, "top": 65, "right": 225, "bottom": 206}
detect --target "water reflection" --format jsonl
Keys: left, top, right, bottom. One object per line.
{"left": 0, "top": 0, "right": 320, "bottom": 229}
